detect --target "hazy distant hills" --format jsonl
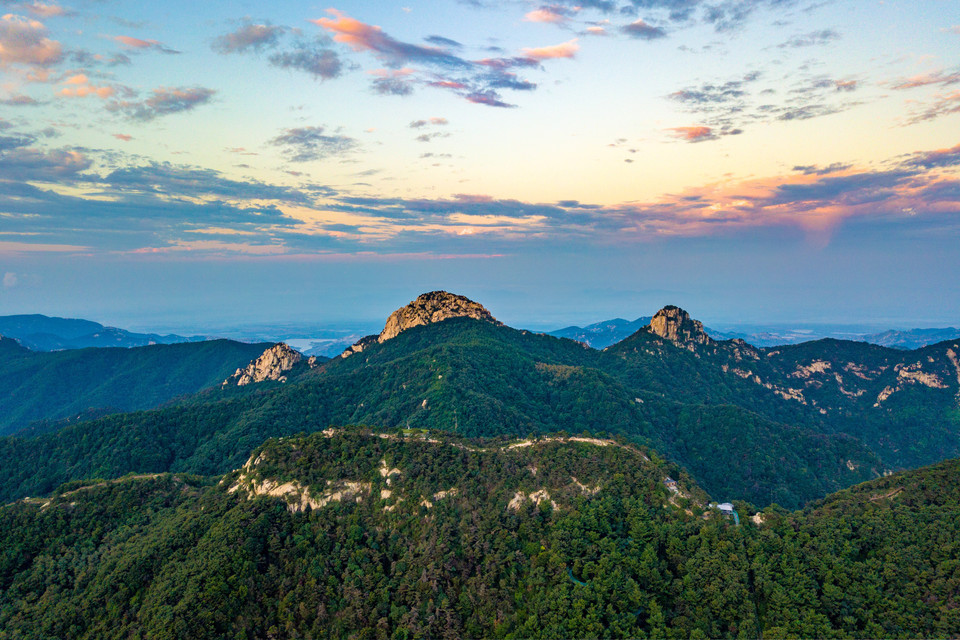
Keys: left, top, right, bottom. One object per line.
{"left": 862, "top": 327, "right": 960, "bottom": 349}
{"left": 5, "top": 311, "right": 956, "bottom": 355}
{"left": 0, "top": 337, "right": 271, "bottom": 435}
{"left": 547, "top": 316, "right": 652, "bottom": 348}
{"left": 0, "top": 314, "right": 205, "bottom": 351}
{"left": 551, "top": 315, "right": 960, "bottom": 350}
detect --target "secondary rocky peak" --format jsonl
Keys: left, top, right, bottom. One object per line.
{"left": 342, "top": 291, "right": 499, "bottom": 357}
{"left": 227, "top": 343, "right": 302, "bottom": 386}
{"left": 648, "top": 306, "right": 712, "bottom": 347}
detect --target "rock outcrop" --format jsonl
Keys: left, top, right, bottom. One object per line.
{"left": 227, "top": 343, "right": 302, "bottom": 385}
{"left": 342, "top": 291, "right": 500, "bottom": 357}
{"left": 647, "top": 306, "right": 712, "bottom": 347}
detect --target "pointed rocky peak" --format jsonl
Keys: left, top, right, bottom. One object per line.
{"left": 342, "top": 291, "right": 500, "bottom": 358}
{"left": 647, "top": 305, "right": 712, "bottom": 347}
{"left": 227, "top": 342, "right": 302, "bottom": 386}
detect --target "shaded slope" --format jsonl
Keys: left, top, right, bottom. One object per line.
{"left": 0, "top": 339, "right": 271, "bottom": 434}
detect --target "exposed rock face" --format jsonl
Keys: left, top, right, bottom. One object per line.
{"left": 647, "top": 305, "right": 712, "bottom": 347}
{"left": 342, "top": 291, "right": 499, "bottom": 357}
{"left": 227, "top": 343, "right": 302, "bottom": 385}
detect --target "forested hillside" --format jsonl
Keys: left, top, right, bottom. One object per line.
{"left": 0, "top": 338, "right": 271, "bottom": 434}
{"left": 1, "top": 428, "right": 957, "bottom": 639}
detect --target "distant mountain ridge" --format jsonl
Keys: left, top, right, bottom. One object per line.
{"left": 551, "top": 314, "right": 960, "bottom": 350}
{"left": 0, "top": 338, "right": 272, "bottom": 435}
{"left": 0, "top": 313, "right": 205, "bottom": 351}
{"left": 547, "top": 316, "right": 652, "bottom": 348}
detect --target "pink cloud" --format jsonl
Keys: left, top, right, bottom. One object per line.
{"left": 891, "top": 68, "right": 960, "bottom": 90}
{"left": 521, "top": 38, "right": 579, "bottom": 60}
{"left": 113, "top": 133, "right": 132, "bottom": 141}
{"left": 0, "top": 240, "right": 89, "bottom": 253}
{"left": 113, "top": 35, "right": 179, "bottom": 54}
{"left": 23, "top": 2, "right": 69, "bottom": 18}
{"left": 0, "top": 13, "right": 62, "bottom": 67}
{"left": 524, "top": 8, "right": 568, "bottom": 24}
{"left": 429, "top": 79, "right": 466, "bottom": 90}
{"left": 906, "top": 90, "right": 960, "bottom": 124}
{"left": 668, "top": 126, "right": 715, "bottom": 142}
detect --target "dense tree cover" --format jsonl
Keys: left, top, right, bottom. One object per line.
{"left": 1, "top": 429, "right": 957, "bottom": 639}
{"left": 0, "top": 338, "right": 271, "bottom": 434}
{"left": 4, "top": 317, "right": 952, "bottom": 509}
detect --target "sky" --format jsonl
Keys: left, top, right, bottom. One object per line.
{"left": 0, "top": 0, "right": 958, "bottom": 331}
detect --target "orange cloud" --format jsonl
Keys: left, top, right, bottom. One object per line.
{"left": 312, "top": 10, "right": 387, "bottom": 54}
{"left": 521, "top": 38, "right": 579, "bottom": 60}
{"left": 524, "top": 8, "right": 569, "bottom": 24}
{"left": 59, "top": 75, "right": 114, "bottom": 98}
{"left": 114, "top": 35, "right": 157, "bottom": 48}
{"left": 668, "top": 126, "right": 715, "bottom": 142}
{"left": 113, "top": 133, "right": 133, "bottom": 141}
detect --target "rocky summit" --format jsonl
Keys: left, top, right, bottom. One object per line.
{"left": 647, "top": 305, "right": 713, "bottom": 347}
{"left": 342, "top": 291, "right": 500, "bottom": 357}
{"left": 228, "top": 343, "right": 303, "bottom": 385}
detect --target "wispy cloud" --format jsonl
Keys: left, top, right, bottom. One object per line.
{"left": 113, "top": 35, "right": 180, "bottom": 54}
{"left": 212, "top": 22, "right": 284, "bottom": 53}
{"left": 269, "top": 43, "right": 342, "bottom": 80}
{"left": 212, "top": 21, "right": 343, "bottom": 81}
{"left": 777, "top": 29, "right": 840, "bottom": 48}
{"left": 522, "top": 38, "right": 579, "bottom": 60}
{"left": 668, "top": 68, "right": 862, "bottom": 138}
{"left": 621, "top": 19, "right": 666, "bottom": 39}
{"left": 312, "top": 9, "right": 467, "bottom": 69}
{"left": 904, "top": 91, "right": 960, "bottom": 125}
{"left": 889, "top": 66, "right": 960, "bottom": 90}
{"left": 311, "top": 9, "right": 576, "bottom": 107}
{"left": 107, "top": 86, "right": 215, "bottom": 120}
{"left": 270, "top": 126, "right": 358, "bottom": 162}
{"left": 410, "top": 117, "right": 448, "bottom": 128}
{"left": 525, "top": 6, "right": 579, "bottom": 24}
{"left": 0, "top": 94, "right": 40, "bottom": 106}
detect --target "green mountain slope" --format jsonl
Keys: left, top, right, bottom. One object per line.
{"left": 0, "top": 317, "right": 880, "bottom": 508}
{"left": 0, "top": 296, "right": 957, "bottom": 511}
{"left": 1, "top": 429, "right": 957, "bottom": 639}
{"left": 0, "top": 338, "right": 271, "bottom": 434}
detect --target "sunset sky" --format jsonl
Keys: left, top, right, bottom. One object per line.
{"left": 0, "top": 0, "right": 958, "bottom": 329}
